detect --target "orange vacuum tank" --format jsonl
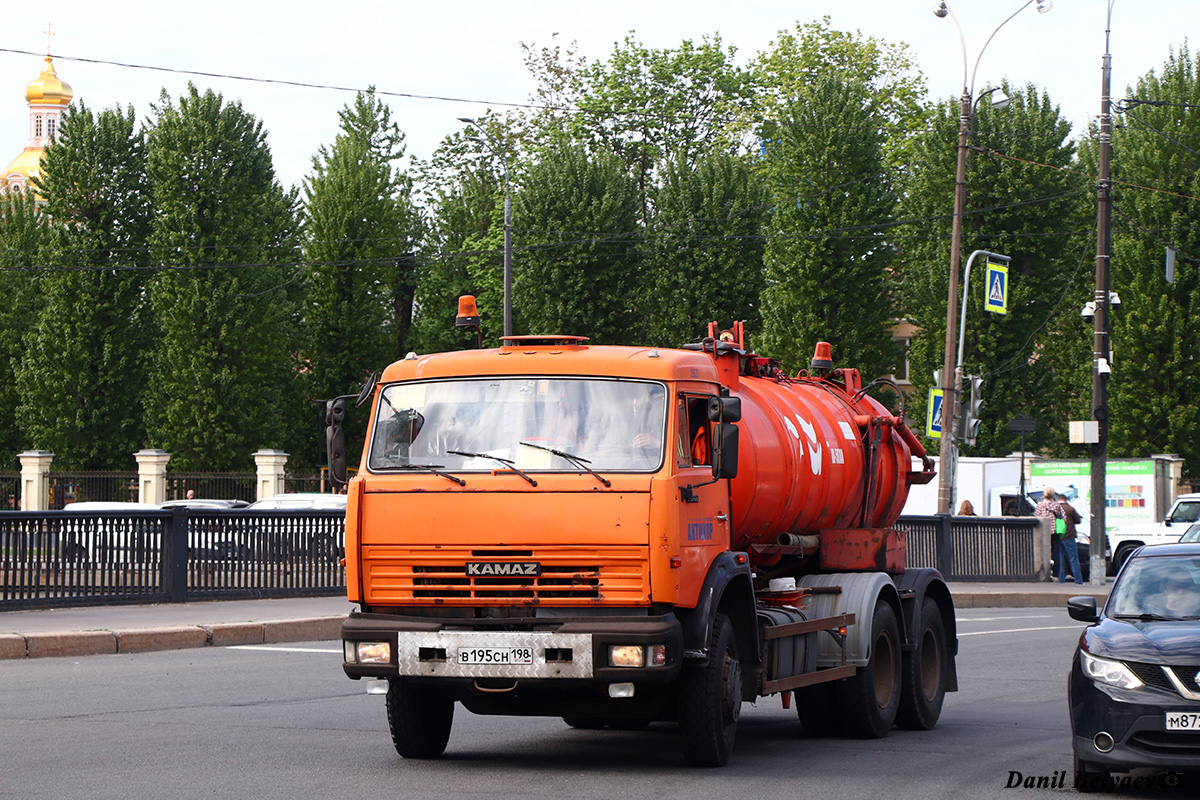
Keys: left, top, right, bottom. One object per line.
{"left": 728, "top": 371, "right": 928, "bottom": 552}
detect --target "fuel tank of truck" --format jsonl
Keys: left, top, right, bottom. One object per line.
{"left": 719, "top": 343, "right": 933, "bottom": 552}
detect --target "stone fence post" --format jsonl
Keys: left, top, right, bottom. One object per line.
{"left": 135, "top": 449, "right": 171, "bottom": 505}
{"left": 18, "top": 451, "right": 54, "bottom": 511}
{"left": 254, "top": 450, "right": 289, "bottom": 500}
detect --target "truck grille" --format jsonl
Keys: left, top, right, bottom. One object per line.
{"left": 362, "top": 547, "right": 648, "bottom": 605}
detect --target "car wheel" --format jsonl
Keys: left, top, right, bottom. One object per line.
{"left": 1072, "top": 752, "right": 1109, "bottom": 792}
{"left": 562, "top": 717, "right": 606, "bottom": 729}
{"left": 1112, "top": 544, "right": 1138, "bottom": 574}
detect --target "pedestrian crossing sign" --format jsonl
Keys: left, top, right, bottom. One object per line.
{"left": 985, "top": 260, "right": 1008, "bottom": 315}
{"left": 926, "top": 388, "right": 944, "bottom": 440}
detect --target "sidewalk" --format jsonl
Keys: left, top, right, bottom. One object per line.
{"left": 0, "top": 580, "right": 1109, "bottom": 660}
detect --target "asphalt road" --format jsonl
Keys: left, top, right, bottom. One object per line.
{"left": 0, "top": 608, "right": 1189, "bottom": 799}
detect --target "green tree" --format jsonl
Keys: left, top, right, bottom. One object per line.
{"left": 15, "top": 104, "right": 153, "bottom": 468}
{"left": 513, "top": 144, "right": 640, "bottom": 343}
{"left": 0, "top": 189, "right": 43, "bottom": 461}
{"left": 757, "top": 75, "right": 900, "bottom": 379}
{"left": 897, "top": 84, "right": 1090, "bottom": 457}
{"left": 302, "top": 89, "right": 423, "bottom": 401}
{"left": 523, "top": 34, "right": 751, "bottom": 224}
{"left": 1090, "top": 45, "right": 1200, "bottom": 476}
{"left": 643, "top": 151, "right": 766, "bottom": 346}
{"left": 744, "top": 18, "right": 927, "bottom": 169}
{"left": 144, "top": 85, "right": 301, "bottom": 471}
{"left": 409, "top": 122, "right": 515, "bottom": 352}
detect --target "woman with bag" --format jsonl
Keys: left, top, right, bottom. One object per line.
{"left": 1056, "top": 496, "right": 1085, "bottom": 584}
{"left": 1033, "top": 488, "right": 1065, "bottom": 581}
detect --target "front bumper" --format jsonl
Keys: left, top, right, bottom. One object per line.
{"left": 1070, "top": 665, "right": 1200, "bottom": 772}
{"left": 341, "top": 609, "right": 683, "bottom": 687}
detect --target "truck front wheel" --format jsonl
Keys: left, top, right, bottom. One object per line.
{"left": 386, "top": 679, "right": 454, "bottom": 758}
{"left": 896, "top": 598, "right": 947, "bottom": 730}
{"left": 678, "top": 612, "right": 741, "bottom": 767}
{"left": 837, "top": 600, "right": 901, "bottom": 738}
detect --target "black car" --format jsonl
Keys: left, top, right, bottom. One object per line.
{"left": 1067, "top": 542, "right": 1200, "bottom": 791}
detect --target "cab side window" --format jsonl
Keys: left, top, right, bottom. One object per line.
{"left": 685, "top": 396, "right": 712, "bottom": 467}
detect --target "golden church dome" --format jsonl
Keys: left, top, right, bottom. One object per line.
{"left": 4, "top": 147, "right": 44, "bottom": 181}
{"left": 25, "top": 56, "right": 72, "bottom": 106}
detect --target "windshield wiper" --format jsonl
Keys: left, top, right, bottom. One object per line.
{"left": 1112, "top": 612, "right": 1174, "bottom": 622}
{"left": 518, "top": 441, "right": 611, "bottom": 488}
{"left": 393, "top": 463, "right": 466, "bottom": 486}
{"left": 447, "top": 450, "right": 537, "bottom": 486}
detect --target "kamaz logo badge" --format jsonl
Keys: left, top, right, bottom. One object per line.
{"left": 466, "top": 562, "right": 542, "bottom": 577}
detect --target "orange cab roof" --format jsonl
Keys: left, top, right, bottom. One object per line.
{"left": 380, "top": 341, "right": 720, "bottom": 384}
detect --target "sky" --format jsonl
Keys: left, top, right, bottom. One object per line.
{"left": 1, "top": 1, "right": 1195, "bottom": 192}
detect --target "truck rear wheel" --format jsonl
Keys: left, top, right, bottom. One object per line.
{"left": 386, "top": 679, "right": 454, "bottom": 758}
{"left": 678, "top": 613, "right": 741, "bottom": 767}
{"left": 836, "top": 600, "right": 901, "bottom": 738}
{"left": 795, "top": 683, "right": 842, "bottom": 736}
{"left": 896, "top": 598, "right": 947, "bottom": 730}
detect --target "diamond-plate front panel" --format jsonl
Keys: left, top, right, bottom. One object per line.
{"left": 395, "top": 631, "right": 594, "bottom": 678}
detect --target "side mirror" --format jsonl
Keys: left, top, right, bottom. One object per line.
{"left": 356, "top": 372, "right": 378, "bottom": 407}
{"left": 711, "top": 422, "right": 739, "bottom": 480}
{"left": 707, "top": 396, "right": 741, "bottom": 423}
{"left": 326, "top": 398, "right": 348, "bottom": 488}
{"left": 1066, "top": 596, "right": 1099, "bottom": 623}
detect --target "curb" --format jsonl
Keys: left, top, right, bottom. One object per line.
{"left": 0, "top": 588, "right": 1109, "bottom": 660}
{"left": 0, "top": 616, "right": 345, "bottom": 660}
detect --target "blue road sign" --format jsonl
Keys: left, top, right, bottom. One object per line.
{"left": 926, "top": 388, "right": 944, "bottom": 439}
{"left": 986, "top": 260, "right": 1009, "bottom": 315}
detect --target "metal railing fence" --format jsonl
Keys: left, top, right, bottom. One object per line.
{"left": 0, "top": 508, "right": 345, "bottom": 610}
{"left": 0, "top": 472, "right": 16, "bottom": 511}
{"left": 897, "top": 514, "right": 1049, "bottom": 581}
{"left": 165, "top": 473, "right": 256, "bottom": 502}
{"left": 47, "top": 472, "right": 139, "bottom": 508}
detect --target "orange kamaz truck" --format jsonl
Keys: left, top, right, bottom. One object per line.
{"left": 338, "top": 320, "right": 957, "bottom": 766}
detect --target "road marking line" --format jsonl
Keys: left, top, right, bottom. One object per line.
{"left": 959, "top": 625, "right": 1082, "bottom": 636}
{"left": 228, "top": 645, "right": 342, "bottom": 653}
{"left": 960, "top": 614, "right": 1055, "bottom": 622}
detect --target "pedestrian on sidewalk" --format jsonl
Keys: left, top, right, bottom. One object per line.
{"left": 1034, "top": 487, "right": 1065, "bottom": 581}
{"left": 1057, "top": 495, "right": 1085, "bottom": 584}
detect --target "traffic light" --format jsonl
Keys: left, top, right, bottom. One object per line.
{"left": 325, "top": 398, "right": 347, "bottom": 487}
{"left": 960, "top": 375, "right": 984, "bottom": 446}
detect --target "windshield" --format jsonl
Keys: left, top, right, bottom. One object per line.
{"left": 1107, "top": 555, "right": 1200, "bottom": 619}
{"left": 367, "top": 377, "right": 667, "bottom": 474}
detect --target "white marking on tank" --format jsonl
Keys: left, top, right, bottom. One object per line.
{"left": 838, "top": 421, "right": 856, "bottom": 440}
{"left": 796, "top": 415, "right": 822, "bottom": 476}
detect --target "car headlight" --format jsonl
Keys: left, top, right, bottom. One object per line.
{"left": 1080, "top": 650, "right": 1143, "bottom": 689}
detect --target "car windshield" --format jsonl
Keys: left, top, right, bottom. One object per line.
{"left": 1170, "top": 501, "right": 1200, "bottom": 524}
{"left": 1107, "top": 555, "right": 1200, "bottom": 619}
{"left": 367, "top": 377, "right": 667, "bottom": 474}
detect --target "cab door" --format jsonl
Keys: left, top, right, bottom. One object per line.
{"left": 676, "top": 393, "right": 732, "bottom": 561}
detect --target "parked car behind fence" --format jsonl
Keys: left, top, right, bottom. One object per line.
{"left": 1, "top": 499, "right": 346, "bottom": 610}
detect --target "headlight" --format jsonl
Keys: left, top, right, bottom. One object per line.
{"left": 350, "top": 641, "right": 391, "bottom": 665}
{"left": 609, "top": 645, "right": 645, "bottom": 668}
{"left": 608, "top": 644, "right": 666, "bottom": 668}
{"left": 1080, "top": 650, "right": 1143, "bottom": 689}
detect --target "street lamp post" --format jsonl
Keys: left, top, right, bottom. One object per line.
{"left": 933, "top": 0, "right": 1053, "bottom": 515}
{"left": 457, "top": 118, "right": 513, "bottom": 338}
{"left": 1088, "top": 2, "right": 1117, "bottom": 586}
